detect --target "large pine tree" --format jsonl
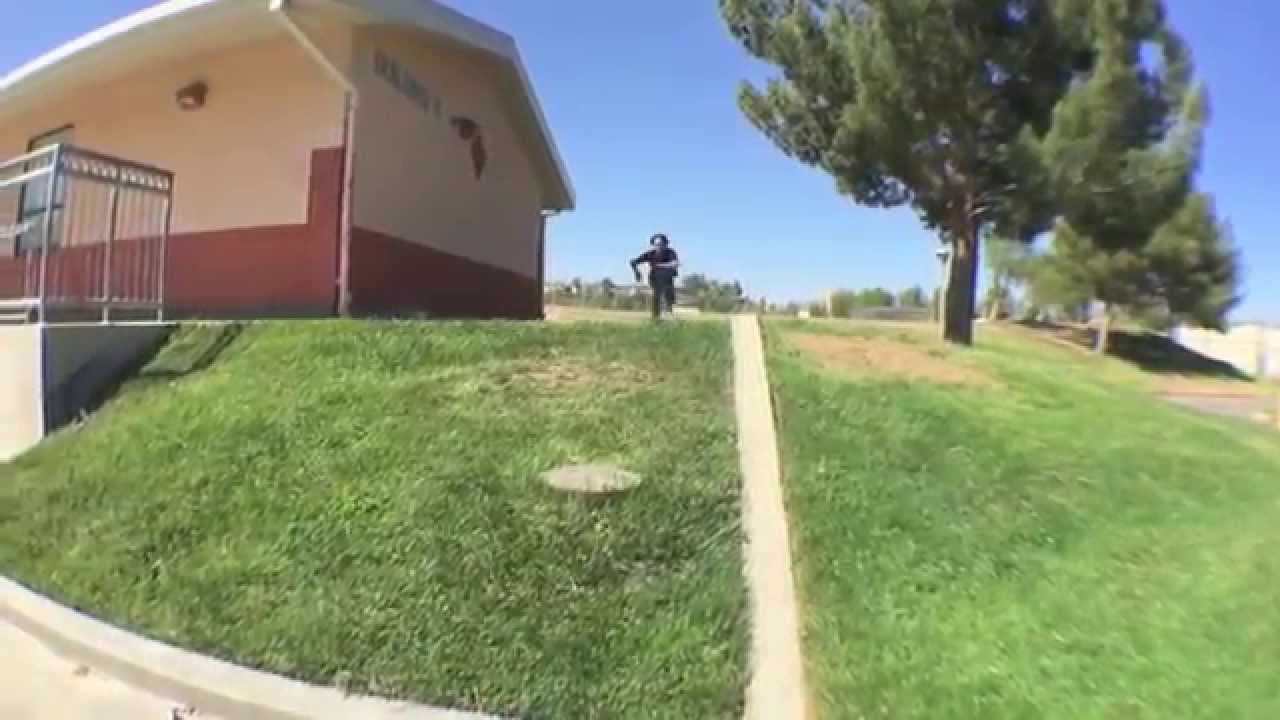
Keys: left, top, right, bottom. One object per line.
{"left": 719, "top": 0, "right": 1237, "bottom": 348}
{"left": 720, "top": 0, "right": 1095, "bottom": 344}
{"left": 1144, "top": 193, "right": 1239, "bottom": 330}
{"left": 983, "top": 234, "right": 1037, "bottom": 320}
{"left": 1039, "top": 192, "right": 1239, "bottom": 344}
{"left": 1035, "top": 0, "right": 1217, "bottom": 351}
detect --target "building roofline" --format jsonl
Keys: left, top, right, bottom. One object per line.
{"left": 0, "top": 0, "right": 218, "bottom": 95}
{"left": 0, "top": 0, "right": 575, "bottom": 210}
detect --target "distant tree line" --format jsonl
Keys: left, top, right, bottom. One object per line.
{"left": 545, "top": 274, "right": 752, "bottom": 314}
{"left": 807, "top": 285, "right": 931, "bottom": 319}
{"left": 546, "top": 276, "right": 937, "bottom": 319}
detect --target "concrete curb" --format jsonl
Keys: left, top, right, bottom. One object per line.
{"left": 0, "top": 576, "right": 500, "bottom": 720}
{"left": 731, "top": 315, "right": 810, "bottom": 720}
{"left": 1156, "top": 389, "right": 1273, "bottom": 400}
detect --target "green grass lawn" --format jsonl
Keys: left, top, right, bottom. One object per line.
{"left": 0, "top": 320, "right": 747, "bottom": 719}
{"left": 766, "top": 320, "right": 1280, "bottom": 720}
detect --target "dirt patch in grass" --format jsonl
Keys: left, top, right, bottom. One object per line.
{"left": 544, "top": 305, "right": 651, "bottom": 324}
{"left": 514, "top": 358, "right": 655, "bottom": 393}
{"left": 785, "top": 332, "right": 994, "bottom": 387}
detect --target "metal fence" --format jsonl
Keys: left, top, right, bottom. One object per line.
{"left": 0, "top": 144, "right": 173, "bottom": 323}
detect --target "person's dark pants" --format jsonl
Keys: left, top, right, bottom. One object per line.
{"left": 651, "top": 277, "right": 676, "bottom": 318}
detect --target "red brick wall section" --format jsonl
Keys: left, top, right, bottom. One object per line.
{"left": 165, "top": 225, "right": 326, "bottom": 316}
{"left": 0, "top": 236, "right": 166, "bottom": 307}
{"left": 349, "top": 226, "right": 541, "bottom": 319}
{"left": 35, "top": 237, "right": 163, "bottom": 304}
{"left": 164, "top": 146, "right": 345, "bottom": 317}
{"left": 0, "top": 255, "right": 32, "bottom": 299}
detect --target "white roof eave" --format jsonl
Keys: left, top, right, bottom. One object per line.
{"left": 0, "top": 0, "right": 222, "bottom": 96}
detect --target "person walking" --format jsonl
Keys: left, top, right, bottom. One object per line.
{"left": 631, "top": 233, "right": 681, "bottom": 319}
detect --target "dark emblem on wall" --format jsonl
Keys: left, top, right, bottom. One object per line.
{"left": 450, "top": 116, "right": 488, "bottom": 180}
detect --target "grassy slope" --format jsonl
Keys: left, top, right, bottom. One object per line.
{"left": 766, "top": 320, "right": 1280, "bottom": 720}
{"left": 0, "top": 321, "right": 746, "bottom": 719}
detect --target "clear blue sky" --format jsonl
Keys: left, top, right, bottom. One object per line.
{"left": 8, "top": 1, "right": 1277, "bottom": 320}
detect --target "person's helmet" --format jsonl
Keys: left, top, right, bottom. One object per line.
{"left": 650, "top": 233, "right": 669, "bottom": 247}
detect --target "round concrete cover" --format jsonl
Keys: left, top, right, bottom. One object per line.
{"left": 542, "top": 464, "right": 642, "bottom": 495}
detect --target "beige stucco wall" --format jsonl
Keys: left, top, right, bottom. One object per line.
{"left": 351, "top": 27, "right": 543, "bottom": 278}
{"left": 0, "top": 325, "right": 43, "bottom": 462}
{"left": 0, "top": 24, "right": 351, "bottom": 254}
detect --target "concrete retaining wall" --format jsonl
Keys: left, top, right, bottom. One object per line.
{"left": 1175, "top": 325, "right": 1280, "bottom": 379}
{"left": 0, "top": 324, "right": 171, "bottom": 462}
{"left": 0, "top": 326, "right": 44, "bottom": 462}
{"left": 42, "top": 325, "right": 173, "bottom": 430}
{"left": 1266, "top": 335, "right": 1280, "bottom": 379}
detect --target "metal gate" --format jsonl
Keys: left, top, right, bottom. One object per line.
{"left": 0, "top": 144, "right": 173, "bottom": 323}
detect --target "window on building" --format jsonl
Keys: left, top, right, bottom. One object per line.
{"left": 15, "top": 126, "right": 73, "bottom": 255}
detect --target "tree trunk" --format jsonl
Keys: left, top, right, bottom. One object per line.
{"left": 1094, "top": 304, "right": 1112, "bottom": 354}
{"left": 942, "top": 225, "right": 980, "bottom": 345}
{"left": 986, "top": 279, "right": 1003, "bottom": 322}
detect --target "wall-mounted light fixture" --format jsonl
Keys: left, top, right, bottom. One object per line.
{"left": 176, "top": 81, "right": 209, "bottom": 111}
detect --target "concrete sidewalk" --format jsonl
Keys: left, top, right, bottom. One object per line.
{"left": 0, "top": 573, "right": 497, "bottom": 720}
{"left": 1162, "top": 392, "right": 1276, "bottom": 422}
{"left": 732, "top": 315, "right": 810, "bottom": 720}
{"left": 0, "top": 616, "right": 211, "bottom": 720}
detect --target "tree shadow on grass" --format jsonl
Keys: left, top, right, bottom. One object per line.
{"left": 43, "top": 324, "right": 245, "bottom": 437}
{"left": 139, "top": 323, "right": 243, "bottom": 379}
{"left": 1107, "top": 331, "right": 1253, "bottom": 381}
{"left": 1018, "top": 321, "right": 1253, "bottom": 381}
